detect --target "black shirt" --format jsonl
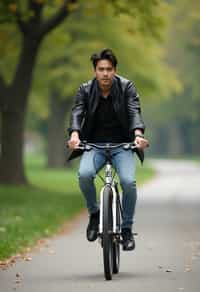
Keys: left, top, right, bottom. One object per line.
{"left": 89, "top": 94, "right": 131, "bottom": 143}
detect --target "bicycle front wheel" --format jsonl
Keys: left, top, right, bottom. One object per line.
{"left": 102, "top": 185, "right": 113, "bottom": 280}
{"left": 112, "top": 194, "right": 121, "bottom": 274}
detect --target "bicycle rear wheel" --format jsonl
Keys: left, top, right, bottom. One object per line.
{"left": 102, "top": 185, "right": 113, "bottom": 280}
{"left": 112, "top": 195, "right": 121, "bottom": 274}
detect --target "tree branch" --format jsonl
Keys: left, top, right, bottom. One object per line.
{"left": 16, "top": 9, "right": 28, "bottom": 36}
{"left": 39, "top": 0, "right": 77, "bottom": 38}
{"left": 29, "top": 0, "right": 44, "bottom": 20}
{"left": 16, "top": 0, "right": 44, "bottom": 36}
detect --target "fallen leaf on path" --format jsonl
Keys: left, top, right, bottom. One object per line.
{"left": 10, "top": 258, "right": 16, "bottom": 264}
{"left": 166, "top": 269, "right": 173, "bottom": 272}
{"left": 0, "top": 260, "right": 9, "bottom": 266}
{"left": 23, "top": 256, "right": 32, "bottom": 261}
{"left": 185, "top": 267, "right": 192, "bottom": 272}
{"left": 16, "top": 273, "right": 21, "bottom": 278}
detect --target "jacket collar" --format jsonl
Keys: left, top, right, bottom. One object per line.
{"left": 95, "top": 76, "right": 118, "bottom": 98}
{"left": 89, "top": 76, "right": 120, "bottom": 114}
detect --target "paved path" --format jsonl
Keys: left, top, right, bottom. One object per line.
{"left": 0, "top": 159, "right": 200, "bottom": 291}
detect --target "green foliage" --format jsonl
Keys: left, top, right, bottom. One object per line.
{"left": 110, "top": 0, "right": 165, "bottom": 39}
{"left": 160, "top": 0, "right": 200, "bottom": 120}
{"left": 94, "top": 2, "right": 181, "bottom": 98}
{"left": 0, "top": 0, "right": 17, "bottom": 23}
{"left": 144, "top": 0, "right": 200, "bottom": 156}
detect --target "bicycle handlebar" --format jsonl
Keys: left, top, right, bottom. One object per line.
{"left": 77, "top": 141, "right": 138, "bottom": 151}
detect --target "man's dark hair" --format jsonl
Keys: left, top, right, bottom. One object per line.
{"left": 90, "top": 48, "right": 118, "bottom": 69}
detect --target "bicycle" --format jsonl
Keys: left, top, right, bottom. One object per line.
{"left": 78, "top": 141, "right": 137, "bottom": 280}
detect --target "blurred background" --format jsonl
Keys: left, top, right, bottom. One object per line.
{"left": 0, "top": 0, "right": 199, "bottom": 261}
{"left": 0, "top": 0, "right": 199, "bottom": 184}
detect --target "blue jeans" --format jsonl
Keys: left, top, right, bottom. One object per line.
{"left": 78, "top": 146, "right": 137, "bottom": 229}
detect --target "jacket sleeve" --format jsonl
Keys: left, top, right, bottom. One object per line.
{"left": 126, "top": 81, "right": 145, "bottom": 134}
{"left": 67, "top": 85, "right": 86, "bottom": 136}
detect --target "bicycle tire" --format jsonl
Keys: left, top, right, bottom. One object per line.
{"left": 102, "top": 185, "right": 113, "bottom": 280}
{"left": 112, "top": 194, "right": 121, "bottom": 274}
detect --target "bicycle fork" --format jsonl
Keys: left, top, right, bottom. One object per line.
{"left": 99, "top": 185, "right": 120, "bottom": 235}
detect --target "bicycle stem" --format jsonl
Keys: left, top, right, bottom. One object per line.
{"left": 105, "top": 163, "right": 113, "bottom": 184}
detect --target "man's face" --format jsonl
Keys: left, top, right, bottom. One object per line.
{"left": 94, "top": 59, "right": 116, "bottom": 88}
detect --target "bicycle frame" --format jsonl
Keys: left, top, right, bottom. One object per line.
{"left": 99, "top": 162, "right": 121, "bottom": 236}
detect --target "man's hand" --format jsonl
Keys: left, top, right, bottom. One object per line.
{"left": 67, "top": 131, "right": 80, "bottom": 150}
{"left": 134, "top": 136, "right": 149, "bottom": 150}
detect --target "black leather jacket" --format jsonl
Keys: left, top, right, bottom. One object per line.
{"left": 67, "top": 75, "right": 145, "bottom": 162}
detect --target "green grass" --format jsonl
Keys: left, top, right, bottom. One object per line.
{"left": 0, "top": 154, "right": 155, "bottom": 261}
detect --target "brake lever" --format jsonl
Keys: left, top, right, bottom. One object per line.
{"left": 77, "top": 146, "right": 85, "bottom": 150}
{"left": 131, "top": 145, "right": 138, "bottom": 150}
{"left": 123, "top": 144, "right": 130, "bottom": 150}
{"left": 76, "top": 143, "right": 92, "bottom": 151}
{"left": 123, "top": 143, "right": 137, "bottom": 150}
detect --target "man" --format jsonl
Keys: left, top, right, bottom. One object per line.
{"left": 67, "top": 48, "right": 149, "bottom": 251}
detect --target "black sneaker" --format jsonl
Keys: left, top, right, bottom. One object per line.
{"left": 86, "top": 210, "right": 100, "bottom": 242}
{"left": 121, "top": 228, "right": 135, "bottom": 251}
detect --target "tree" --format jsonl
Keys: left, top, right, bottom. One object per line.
{"left": 0, "top": 0, "right": 77, "bottom": 184}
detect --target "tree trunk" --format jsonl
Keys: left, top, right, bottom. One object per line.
{"left": 0, "top": 110, "right": 26, "bottom": 184}
{"left": 153, "top": 126, "right": 169, "bottom": 156}
{"left": 167, "top": 122, "right": 184, "bottom": 156}
{"left": 0, "top": 38, "right": 40, "bottom": 184}
{"left": 0, "top": 3, "right": 71, "bottom": 184}
{"left": 0, "top": 112, "right": 1, "bottom": 146}
{"left": 47, "top": 90, "right": 72, "bottom": 168}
